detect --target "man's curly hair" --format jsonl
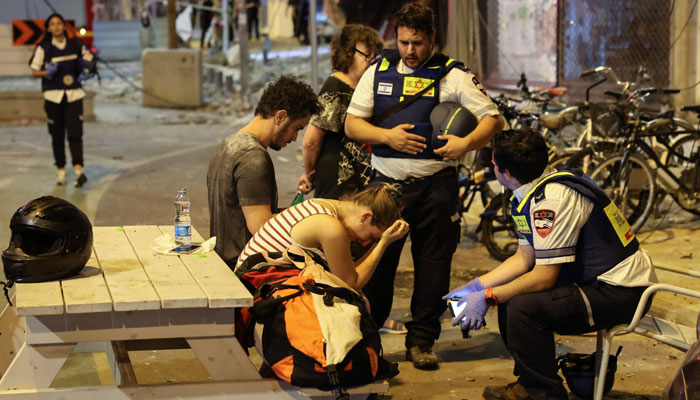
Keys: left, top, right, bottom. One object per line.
{"left": 254, "top": 75, "right": 321, "bottom": 120}
{"left": 394, "top": 2, "right": 434, "bottom": 35}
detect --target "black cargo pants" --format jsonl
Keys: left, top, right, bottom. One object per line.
{"left": 363, "top": 167, "right": 460, "bottom": 349}
{"left": 497, "top": 280, "right": 648, "bottom": 400}
{"left": 45, "top": 97, "right": 83, "bottom": 168}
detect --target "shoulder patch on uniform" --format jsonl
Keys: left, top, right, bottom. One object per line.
{"left": 533, "top": 209, "right": 556, "bottom": 238}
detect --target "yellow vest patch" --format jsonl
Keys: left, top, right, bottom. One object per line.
{"left": 403, "top": 77, "right": 435, "bottom": 97}
{"left": 603, "top": 202, "right": 635, "bottom": 246}
{"left": 512, "top": 215, "right": 531, "bottom": 234}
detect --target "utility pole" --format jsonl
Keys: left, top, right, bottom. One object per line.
{"left": 310, "top": 0, "right": 318, "bottom": 93}
{"left": 222, "top": 0, "right": 229, "bottom": 52}
{"left": 238, "top": 0, "right": 251, "bottom": 109}
{"left": 167, "top": 0, "right": 177, "bottom": 48}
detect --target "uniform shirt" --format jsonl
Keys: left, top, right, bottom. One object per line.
{"left": 513, "top": 168, "right": 658, "bottom": 287}
{"left": 347, "top": 54, "right": 500, "bottom": 180}
{"left": 29, "top": 38, "right": 93, "bottom": 103}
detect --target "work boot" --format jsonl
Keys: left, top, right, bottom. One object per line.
{"left": 405, "top": 345, "right": 438, "bottom": 370}
{"left": 482, "top": 382, "right": 530, "bottom": 400}
{"left": 74, "top": 173, "right": 88, "bottom": 188}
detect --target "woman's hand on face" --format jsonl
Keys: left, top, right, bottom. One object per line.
{"left": 380, "top": 219, "right": 409, "bottom": 244}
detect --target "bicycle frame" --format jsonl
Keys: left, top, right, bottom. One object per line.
{"left": 623, "top": 133, "right": 700, "bottom": 197}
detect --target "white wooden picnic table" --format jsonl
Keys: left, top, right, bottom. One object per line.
{"left": 0, "top": 225, "right": 386, "bottom": 399}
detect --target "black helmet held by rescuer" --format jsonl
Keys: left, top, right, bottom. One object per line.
{"left": 430, "top": 102, "right": 479, "bottom": 150}
{"left": 2, "top": 196, "right": 93, "bottom": 290}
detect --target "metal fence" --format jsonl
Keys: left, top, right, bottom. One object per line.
{"left": 482, "top": 0, "right": 671, "bottom": 100}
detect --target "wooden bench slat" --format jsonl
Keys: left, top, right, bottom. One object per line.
{"left": 61, "top": 250, "right": 113, "bottom": 314}
{"left": 161, "top": 226, "right": 253, "bottom": 308}
{"left": 15, "top": 281, "right": 63, "bottom": 316}
{"left": 123, "top": 225, "right": 208, "bottom": 309}
{"left": 92, "top": 227, "right": 161, "bottom": 311}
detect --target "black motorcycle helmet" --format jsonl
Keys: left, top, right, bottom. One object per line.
{"left": 430, "top": 102, "right": 479, "bottom": 149}
{"left": 2, "top": 196, "right": 92, "bottom": 283}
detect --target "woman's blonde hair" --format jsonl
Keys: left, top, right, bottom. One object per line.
{"left": 341, "top": 183, "right": 402, "bottom": 229}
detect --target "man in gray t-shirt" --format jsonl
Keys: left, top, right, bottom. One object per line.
{"left": 207, "top": 76, "right": 320, "bottom": 268}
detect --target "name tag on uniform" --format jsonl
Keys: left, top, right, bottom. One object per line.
{"left": 403, "top": 77, "right": 435, "bottom": 96}
{"left": 603, "top": 202, "right": 635, "bottom": 246}
{"left": 378, "top": 82, "right": 393, "bottom": 96}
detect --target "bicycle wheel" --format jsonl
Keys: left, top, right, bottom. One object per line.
{"left": 667, "top": 134, "right": 700, "bottom": 213}
{"left": 480, "top": 191, "right": 519, "bottom": 261}
{"left": 589, "top": 154, "right": 656, "bottom": 232}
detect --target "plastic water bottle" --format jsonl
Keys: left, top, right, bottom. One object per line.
{"left": 174, "top": 188, "right": 191, "bottom": 249}
{"left": 291, "top": 190, "right": 304, "bottom": 206}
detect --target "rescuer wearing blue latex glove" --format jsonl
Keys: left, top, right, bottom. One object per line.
{"left": 443, "top": 129, "right": 658, "bottom": 400}
{"left": 29, "top": 12, "right": 96, "bottom": 188}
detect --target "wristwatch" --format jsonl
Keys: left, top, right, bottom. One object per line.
{"left": 485, "top": 287, "right": 499, "bottom": 306}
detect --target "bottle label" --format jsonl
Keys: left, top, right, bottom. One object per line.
{"left": 175, "top": 225, "right": 191, "bottom": 238}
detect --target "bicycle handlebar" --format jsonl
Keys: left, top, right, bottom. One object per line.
{"left": 638, "top": 88, "right": 681, "bottom": 96}
{"left": 580, "top": 69, "right": 597, "bottom": 78}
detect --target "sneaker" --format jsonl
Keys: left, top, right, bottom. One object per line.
{"left": 405, "top": 345, "right": 438, "bottom": 370}
{"left": 74, "top": 173, "right": 88, "bottom": 187}
{"left": 483, "top": 382, "right": 530, "bottom": 400}
{"left": 56, "top": 169, "right": 66, "bottom": 186}
{"left": 379, "top": 319, "right": 407, "bottom": 334}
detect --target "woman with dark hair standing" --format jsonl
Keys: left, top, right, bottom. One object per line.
{"left": 296, "top": 24, "right": 383, "bottom": 199}
{"left": 29, "top": 13, "right": 95, "bottom": 187}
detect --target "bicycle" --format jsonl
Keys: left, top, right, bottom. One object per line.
{"left": 588, "top": 105, "right": 700, "bottom": 232}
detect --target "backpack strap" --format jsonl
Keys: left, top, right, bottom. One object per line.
{"left": 302, "top": 282, "right": 361, "bottom": 307}
{"left": 326, "top": 364, "right": 350, "bottom": 400}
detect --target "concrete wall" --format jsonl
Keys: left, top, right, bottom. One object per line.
{"left": 0, "top": 24, "right": 35, "bottom": 76}
{"left": 669, "top": 1, "right": 699, "bottom": 120}
{"left": 0, "top": 91, "right": 95, "bottom": 122}
{"left": 141, "top": 49, "right": 202, "bottom": 108}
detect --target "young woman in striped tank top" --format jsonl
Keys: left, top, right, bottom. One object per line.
{"left": 236, "top": 184, "right": 408, "bottom": 292}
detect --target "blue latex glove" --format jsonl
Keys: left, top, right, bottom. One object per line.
{"left": 45, "top": 62, "right": 58, "bottom": 78}
{"left": 451, "top": 290, "right": 488, "bottom": 331}
{"left": 442, "top": 278, "right": 484, "bottom": 301}
{"left": 78, "top": 69, "right": 94, "bottom": 83}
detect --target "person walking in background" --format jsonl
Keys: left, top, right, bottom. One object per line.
{"left": 207, "top": 76, "right": 321, "bottom": 269}
{"left": 200, "top": 0, "right": 214, "bottom": 49}
{"left": 296, "top": 24, "right": 383, "bottom": 199}
{"left": 29, "top": 13, "right": 95, "bottom": 187}
{"left": 246, "top": 0, "right": 260, "bottom": 40}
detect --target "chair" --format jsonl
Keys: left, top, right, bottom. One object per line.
{"left": 592, "top": 263, "right": 700, "bottom": 400}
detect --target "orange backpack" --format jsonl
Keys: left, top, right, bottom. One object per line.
{"left": 247, "top": 251, "right": 397, "bottom": 397}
